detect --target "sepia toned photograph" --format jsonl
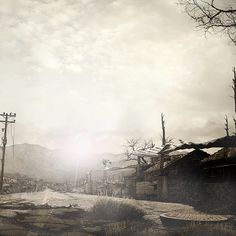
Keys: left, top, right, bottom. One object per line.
{"left": 0, "top": 0, "right": 236, "bottom": 235}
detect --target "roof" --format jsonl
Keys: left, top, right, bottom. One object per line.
{"left": 202, "top": 147, "right": 236, "bottom": 163}
{"left": 165, "top": 149, "right": 209, "bottom": 169}
{"left": 168, "top": 136, "right": 236, "bottom": 152}
{"left": 144, "top": 163, "right": 161, "bottom": 173}
{"left": 106, "top": 166, "right": 137, "bottom": 171}
{"left": 144, "top": 149, "right": 209, "bottom": 173}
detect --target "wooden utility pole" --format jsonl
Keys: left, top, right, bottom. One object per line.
{"left": 0, "top": 112, "right": 16, "bottom": 193}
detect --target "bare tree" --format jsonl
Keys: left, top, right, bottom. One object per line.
{"left": 179, "top": 0, "right": 236, "bottom": 45}
{"left": 232, "top": 67, "right": 236, "bottom": 133}
{"left": 125, "top": 114, "right": 174, "bottom": 175}
{"left": 232, "top": 67, "right": 236, "bottom": 113}
{"left": 160, "top": 113, "right": 166, "bottom": 175}
{"left": 233, "top": 117, "right": 236, "bottom": 134}
{"left": 125, "top": 139, "right": 155, "bottom": 165}
{"left": 161, "top": 113, "right": 166, "bottom": 146}
{"left": 102, "top": 159, "right": 111, "bottom": 169}
{"left": 160, "top": 113, "right": 174, "bottom": 172}
{"left": 225, "top": 115, "right": 230, "bottom": 136}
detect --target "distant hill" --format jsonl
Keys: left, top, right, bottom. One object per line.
{"left": 4, "top": 144, "right": 75, "bottom": 182}
{"left": 2, "top": 144, "right": 128, "bottom": 183}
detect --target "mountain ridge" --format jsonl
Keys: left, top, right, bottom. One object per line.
{"left": 2, "top": 143, "right": 126, "bottom": 183}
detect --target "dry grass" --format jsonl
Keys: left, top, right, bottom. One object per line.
{"left": 103, "top": 223, "right": 236, "bottom": 236}
{"left": 89, "top": 200, "right": 236, "bottom": 236}
{"left": 134, "top": 224, "right": 236, "bottom": 236}
{"left": 90, "top": 199, "right": 144, "bottom": 221}
{"left": 175, "top": 224, "right": 236, "bottom": 236}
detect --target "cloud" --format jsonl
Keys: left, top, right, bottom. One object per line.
{"left": 0, "top": 0, "right": 235, "bottom": 153}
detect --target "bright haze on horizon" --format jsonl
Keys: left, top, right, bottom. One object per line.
{"left": 0, "top": 0, "right": 235, "bottom": 157}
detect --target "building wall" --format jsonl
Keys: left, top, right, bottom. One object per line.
{"left": 166, "top": 176, "right": 203, "bottom": 204}
{"left": 136, "top": 181, "right": 156, "bottom": 199}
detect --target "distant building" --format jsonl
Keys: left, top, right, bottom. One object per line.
{"left": 83, "top": 167, "right": 135, "bottom": 196}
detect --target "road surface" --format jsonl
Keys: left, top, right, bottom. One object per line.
{"left": 0, "top": 189, "right": 230, "bottom": 235}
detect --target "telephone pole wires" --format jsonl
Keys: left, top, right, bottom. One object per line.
{"left": 0, "top": 112, "right": 16, "bottom": 193}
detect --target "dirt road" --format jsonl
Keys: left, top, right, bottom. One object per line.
{"left": 0, "top": 189, "right": 229, "bottom": 235}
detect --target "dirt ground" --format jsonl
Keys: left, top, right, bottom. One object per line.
{"left": 0, "top": 189, "right": 233, "bottom": 235}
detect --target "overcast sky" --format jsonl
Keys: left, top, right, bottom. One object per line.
{"left": 0, "top": 0, "right": 236, "bottom": 155}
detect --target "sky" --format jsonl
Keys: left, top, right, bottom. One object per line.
{"left": 0, "top": 0, "right": 236, "bottom": 155}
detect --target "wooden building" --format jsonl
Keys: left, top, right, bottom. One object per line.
{"left": 134, "top": 150, "right": 209, "bottom": 203}
{"left": 200, "top": 147, "right": 236, "bottom": 213}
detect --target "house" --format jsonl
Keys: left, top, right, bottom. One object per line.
{"left": 123, "top": 173, "right": 136, "bottom": 198}
{"left": 135, "top": 149, "right": 209, "bottom": 203}
{"left": 83, "top": 167, "right": 136, "bottom": 196}
{"left": 200, "top": 147, "right": 236, "bottom": 213}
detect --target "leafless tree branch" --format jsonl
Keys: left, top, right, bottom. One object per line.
{"left": 124, "top": 138, "right": 155, "bottom": 164}
{"left": 179, "top": 0, "right": 236, "bottom": 45}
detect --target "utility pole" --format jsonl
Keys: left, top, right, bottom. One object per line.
{"left": 0, "top": 112, "right": 16, "bottom": 193}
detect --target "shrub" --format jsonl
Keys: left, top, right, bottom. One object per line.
{"left": 90, "top": 199, "right": 144, "bottom": 221}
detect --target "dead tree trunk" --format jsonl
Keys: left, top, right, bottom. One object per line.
{"left": 233, "top": 68, "right": 236, "bottom": 133}
{"left": 160, "top": 114, "right": 166, "bottom": 174}
{"left": 233, "top": 68, "right": 236, "bottom": 113}
{"left": 160, "top": 113, "right": 166, "bottom": 200}
{"left": 225, "top": 115, "right": 229, "bottom": 136}
{"left": 137, "top": 156, "right": 141, "bottom": 178}
{"left": 161, "top": 113, "right": 166, "bottom": 146}
{"left": 233, "top": 117, "right": 236, "bottom": 134}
